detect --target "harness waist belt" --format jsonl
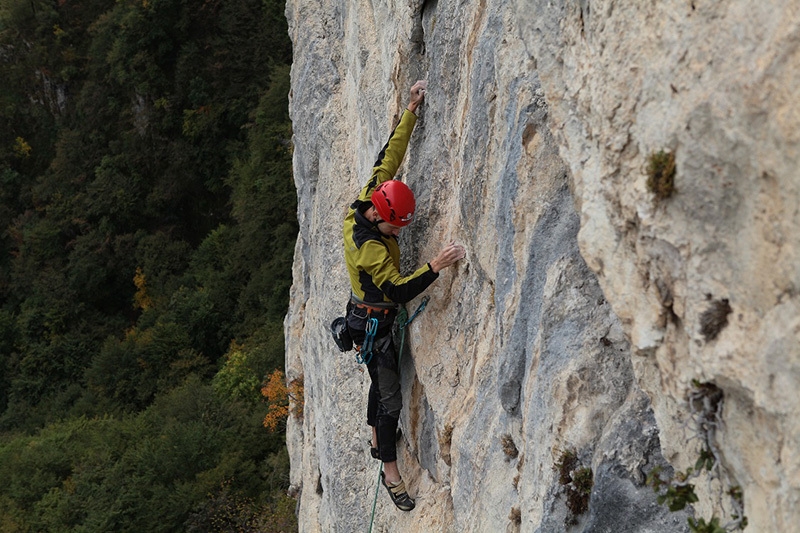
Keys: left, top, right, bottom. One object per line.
{"left": 352, "top": 301, "right": 395, "bottom": 315}
{"left": 350, "top": 292, "right": 398, "bottom": 315}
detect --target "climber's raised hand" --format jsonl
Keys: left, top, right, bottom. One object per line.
{"left": 407, "top": 80, "right": 427, "bottom": 114}
{"left": 429, "top": 241, "right": 466, "bottom": 273}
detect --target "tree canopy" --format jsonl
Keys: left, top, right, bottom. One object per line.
{"left": 0, "top": 0, "right": 297, "bottom": 529}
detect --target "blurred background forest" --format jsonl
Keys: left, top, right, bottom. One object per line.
{"left": 0, "top": 0, "right": 298, "bottom": 530}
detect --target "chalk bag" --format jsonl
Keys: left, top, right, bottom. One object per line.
{"left": 330, "top": 317, "right": 353, "bottom": 352}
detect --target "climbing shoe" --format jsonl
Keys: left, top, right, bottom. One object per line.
{"left": 380, "top": 472, "right": 415, "bottom": 511}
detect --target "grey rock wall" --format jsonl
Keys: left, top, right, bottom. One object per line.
{"left": 516, "top": 1, "right": 800, "bottom": 531}
{"left": 285, "top": 0, "right": 799, "bottom": 531}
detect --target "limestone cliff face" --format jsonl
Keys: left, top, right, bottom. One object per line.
{"left": 284, "top": 1, "right": 800, "bottom": 531}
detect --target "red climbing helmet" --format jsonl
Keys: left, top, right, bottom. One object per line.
{"left": 371, "top": 180, "right": 415, "bottom": 227}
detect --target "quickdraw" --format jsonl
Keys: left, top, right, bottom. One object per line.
{"left": 356, "top": 297, "right": 428, "bottom": 366}
{"left": 400, "top": 296, "right": 428, "bottom": 329}
{"left": 356, "top": 317, "right": 379, "bottom": 365}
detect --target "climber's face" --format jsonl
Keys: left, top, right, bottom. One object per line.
{"left": 367, "top": 206, "right": 403, "bottom": 237}
{"left": 377, "top": 221, "right": 402, "bottom": 237}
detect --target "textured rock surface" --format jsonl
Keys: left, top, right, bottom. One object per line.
{"left": 285, "top": 0, "right": 799, "bottom": 531}
{"left": 518, "top": 1, "right": 800, "bottom": 531}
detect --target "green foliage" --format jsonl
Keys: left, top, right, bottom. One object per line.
{"left": 688, "top": 516, "right": 727, "bottom": 533}
{"left": 646, "top": 150, "right": 676, "bottom": 201}
{"left": 0, "top": 309, "right": 16, "bottom": 412}
{"left": 85, "top": 319, "right": 214, "bottom": 412}
{"left": 695, "top": 448, "right": 716, "bottom": 472}
{"left": 648, "top": 380, "right": 748, "bottom": 531}
{"left": 727, "top": 486, "right": 747, "bottom": 529}
{"left": 0, "top": 0, "right": 295, "bottom": 413}
{"left": 554, "top": 449, "right": 593, "bottom": 521}
{"left": 659, "top": 481, "right": 699, "bottom": 512}
{"left": 186, "top": 482, "right": 298, "bottom": 533}
{"left": 572, "top": 467, "right": 594, "bottom": 495}
{"left": 647, "top": 466, "right": 699, "bottom": 512}
{"left": 555, "top": 448, "right": 578, "bottom": 485}
{"left": 0, "top": 0, "right": 297, "bottom": 528}
{"left": 0, "top": 380, "right": 286, "bottom": 532}
{"left": 213, "top": 344, "right": 262, "bottom": 404}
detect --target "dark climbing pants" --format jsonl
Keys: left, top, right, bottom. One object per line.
{"left": 365, "top": 334, "right": 401, "bottom": 462}
{"left": 346, "top": 304, "right": 401, "bottom": 463}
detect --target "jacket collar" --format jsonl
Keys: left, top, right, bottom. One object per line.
{"left": 354, "top": 202, "right": 395, "bottom": 240}
{"left": 355, "top": 202, "right": 377, "bottom": 229}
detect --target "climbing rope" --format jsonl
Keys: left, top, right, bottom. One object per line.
{"left": 367, "top": 297, "right": 428, "bottom": 533}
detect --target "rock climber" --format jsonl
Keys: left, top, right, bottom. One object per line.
{"left": 343, "top": 80, "right": 465, "bottom": 511}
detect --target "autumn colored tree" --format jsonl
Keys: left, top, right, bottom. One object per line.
{"left": 262, "top": 370, "right": 304, "bottom": 432}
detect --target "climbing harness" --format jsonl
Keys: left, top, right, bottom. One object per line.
{"left": 356, "top": 317, "right": 380, "bottom": 365}
{"left": 367, "top": 297, "right": 428, "bottom": 532}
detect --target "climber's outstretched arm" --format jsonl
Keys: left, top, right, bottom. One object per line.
{"left": 358, "top": 80, "right": 428, "bottom": 200}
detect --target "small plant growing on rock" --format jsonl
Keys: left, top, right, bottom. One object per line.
{"left": 699, "top": 298, "right": 732, "bottom": 342}
{"left": 688, "top": 516, "right": 728, "bottom": 533}
{"left": 567, "top": 466, "right": 593, "bottom": 516}
{"left": 646, "top": 150, "right": 676, "bottom": 201}
{"left": 439, "top": 423, "right": 454, "bottom": 466}
{"left": 441, "top": 423, "right": 454, "bottom": 444}
{"left": 501, "top": 434, "right": 519, "bottom": 460}
{"left": 555, "top": 448, "right": 578, "bottom": 485}
{"left": 647, "top": 381, "right": 747, "bottom": 531}
{"left": 646, "top": 466, "right": 699, "bottom": 512}
{"left": 572, "top": 467, "right": 594, "bottom": 495}
{"left": 554, "top": 449, "right": 593, "bottom": 523}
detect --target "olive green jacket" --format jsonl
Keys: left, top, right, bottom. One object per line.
{"left": 343, "top": 110, "right": 437, "bottom": 304}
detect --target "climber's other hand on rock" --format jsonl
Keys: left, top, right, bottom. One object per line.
{"left": 429, "top": 242, "right": 466, "bottom": 273}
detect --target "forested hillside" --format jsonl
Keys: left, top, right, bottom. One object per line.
{"left": 0, "top": 0, "right": 297, "bottom": 530}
